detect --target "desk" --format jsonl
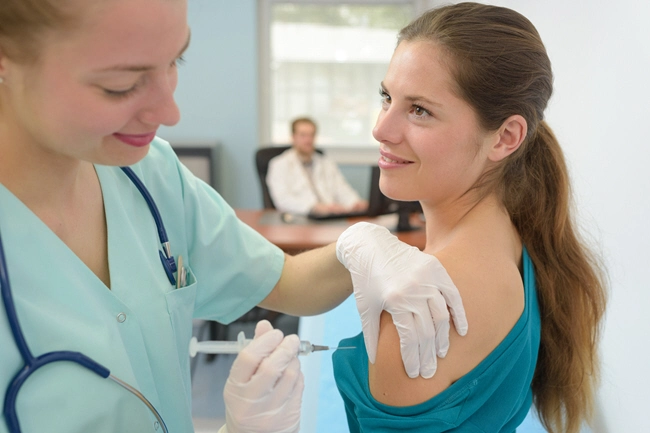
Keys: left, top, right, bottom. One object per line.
{"left": 235, "top": 209, "right": 426, "bottom": 253}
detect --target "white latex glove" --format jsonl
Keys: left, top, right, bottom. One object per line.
{"left": 336, "top": 222, "right": 468, "bottom": 379}
{"left": 220, "top": 320, "right": 304, "bottom": 433}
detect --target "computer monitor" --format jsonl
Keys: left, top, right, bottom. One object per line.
{"left": 367, "top": 165, "right": 398, "bottom": 217}
{"left": 367, "top": 166, "right": 423, "bottom": 232}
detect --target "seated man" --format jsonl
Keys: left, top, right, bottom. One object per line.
{"left": 266, "top": 117, "right": 368, "bottom": 215}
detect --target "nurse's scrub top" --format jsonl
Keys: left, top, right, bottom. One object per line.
{"left": 0, "top": 137, "right": 285, "bottom": 433}
{"left": 333, "top": 248, "right": 541, "bottom": 433}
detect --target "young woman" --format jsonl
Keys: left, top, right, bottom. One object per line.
{"left": 0, "top": 0, "right": 466, "bottom": 432}
{"left": 334, "top": 3, "right": 607, "bottom": 433}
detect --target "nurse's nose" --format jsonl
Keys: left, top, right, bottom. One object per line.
{"left": 139, "top": 71, "right": 181, "bottom": 127}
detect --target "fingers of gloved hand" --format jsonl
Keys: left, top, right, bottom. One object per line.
{"left": 391, "top": 311, "right": 421, "bottom": 379}
{"left": 449, "top": 299, "right": 469, "bottom": 337}
{"left": 353, "top": 279, "right": 381, "bottom": 364}
{"left": 247, "top": 334, "right": 301, "bottom": 392}
{"left": 431, "top": 257, "right": 469, "bottom": 336}
{"left": 269, "top": 356, "right": 303, "bottom": 403}
{"left": 228, "top": 328, "right": 284, "bottom": 384}
{"left": 361, "top": 314, "right": 379, "bottom": 364}
{"left": 254, "top": 319, "right": 274, "bottom": 338}
{"left": 268, "top": 359, "right": 304, "bottom": 433}
{"left": 427, "top": 289, "right": 451, "bottom": 358}
{"left": 413, "top": 302, "right": 437, "bottom": 379}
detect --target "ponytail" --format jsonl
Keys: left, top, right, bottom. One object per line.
{"left": 503, "top": 121, "right": 607, "bottom": 433}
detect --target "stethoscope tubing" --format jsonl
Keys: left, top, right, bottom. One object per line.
{"left": 1, "top": 167, "right": 171, "bottom": 433}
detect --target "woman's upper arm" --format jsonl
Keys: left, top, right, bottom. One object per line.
{"left": 368, "top": 252, "right": 524, "bottom": 407}
{"left": 369, "top": 311, "right": 458, "bottom": 406}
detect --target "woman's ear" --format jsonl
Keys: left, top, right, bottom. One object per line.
{"left": 488, "top": 115, "right": 527, "bottom": 162}
{"left": 0, "top": 46, "right": 9, "bottom": 80}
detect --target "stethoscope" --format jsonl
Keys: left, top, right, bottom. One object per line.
{"left": 1, "top": 167, "right": 175, "bottom": 433}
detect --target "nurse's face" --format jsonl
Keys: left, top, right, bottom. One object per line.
{"left": 373, "top": 41, "right": 496, "bottom": 208}
{"left": 0, "top": 0, "right": 189, "bottom": 167}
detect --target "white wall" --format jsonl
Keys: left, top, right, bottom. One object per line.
{"left": 454, "top": 0, "right": 650, "bottom": 430}
{"left": 158, "top": 0, "right": 261, "bottom": 208}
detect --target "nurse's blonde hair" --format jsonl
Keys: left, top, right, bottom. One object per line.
{"left": 0, "top": 0, "right": 77, "bottom": 63}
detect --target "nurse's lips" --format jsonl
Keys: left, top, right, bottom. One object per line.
{"left": 113, "top": 132, "right": 156, "bottom": 147}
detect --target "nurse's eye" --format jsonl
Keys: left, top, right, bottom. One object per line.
{"left": 171, "top": 55, "right": 186, "bottom": 68}
{"left": 103, "top": 85, "right": 139, "bottom": 99}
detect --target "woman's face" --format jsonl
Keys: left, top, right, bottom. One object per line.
{"left": 0, "top": 0, "right": 189, "bottom": 167}
{"left": 373, "top": 40, "right": 496, "bottom": 208}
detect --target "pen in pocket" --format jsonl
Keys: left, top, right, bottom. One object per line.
{"left": 176, "top": 255, "right": 187, "bottom": 289}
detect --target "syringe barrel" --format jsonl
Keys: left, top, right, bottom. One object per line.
{"left": 189, "top": 334, "right": 315, "bottom": 357}
{"left": 197, "top": 339, "right": 312, "bottom": 355}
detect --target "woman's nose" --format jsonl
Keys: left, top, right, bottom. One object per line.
{"left": 372, "top": 106, "right": 402, "bottom": 146}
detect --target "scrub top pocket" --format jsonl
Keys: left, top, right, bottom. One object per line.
{"left": 164, "top": 267, "right": 197, "bottom": 398}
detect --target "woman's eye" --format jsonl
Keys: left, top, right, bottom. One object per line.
{"left": 413, "top": 105, "right": 430, "bottom": 117}
{"left": 379, "top": 89, "right": 391, "bottom": 105}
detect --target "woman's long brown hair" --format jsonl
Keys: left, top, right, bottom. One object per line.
{"left": 399, "top": 4, "right": 607, "bottom": 432}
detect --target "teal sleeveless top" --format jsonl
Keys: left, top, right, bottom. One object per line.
{"left": 333, "top": 248, "right": 541, "bottom": 432}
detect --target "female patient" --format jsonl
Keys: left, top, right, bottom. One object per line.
{"left": 334, "top": 3, "right": 607, "bottom": 433}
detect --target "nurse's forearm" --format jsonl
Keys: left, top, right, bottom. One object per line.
{"left": 258, "top": 243, "right": 353, "bottom": 316}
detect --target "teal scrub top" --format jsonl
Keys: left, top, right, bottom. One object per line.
{"left": 333, "top": 248, "right": 541, "bottom": 433}
{"left": 0, "top": 137, "right": 285, "bottom": 433}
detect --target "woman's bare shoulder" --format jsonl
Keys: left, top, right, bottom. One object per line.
{"left": 368, "top": 238, "right": 524, "bottom": 407}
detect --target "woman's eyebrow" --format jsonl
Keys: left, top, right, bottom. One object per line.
{"left": 406, "top": 94, "right": 443, "bottom": 108}
{"left": 381, "top": 81, "right": 443, "bottom": 107}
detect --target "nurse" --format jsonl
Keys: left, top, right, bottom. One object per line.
{"left": 0, "top": 0, "right": 467, "bottom": 432}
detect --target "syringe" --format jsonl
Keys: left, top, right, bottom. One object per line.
{"left": 189, "top": 331, "right": 354, "bottom": 357}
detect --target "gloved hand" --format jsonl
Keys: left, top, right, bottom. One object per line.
{"left": 336, "top": 222, "right": 468, "bottom": 379}
{"left": 220, "top": 320, "right": 304, "bottom": 433}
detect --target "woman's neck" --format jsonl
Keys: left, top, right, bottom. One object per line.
{"left": 421, "top": 193, "right": 506, "bottom": 253}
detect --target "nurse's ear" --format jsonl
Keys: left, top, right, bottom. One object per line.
{"left": 488, "top": 115, "right": 527, "bottom": 162}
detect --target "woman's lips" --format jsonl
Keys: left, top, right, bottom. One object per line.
{"left": 380, "top": 155, "right": 412, "bottom": 164}
{"left": 113, "top": 132, "right": 156, "bottom": 147}
{"left": 378, "top": 151, "right": 414, "bottom": 168}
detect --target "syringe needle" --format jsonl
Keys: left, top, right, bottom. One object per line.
{"left": 310, "top": 344, "right": 331, "bottom": 352}
{"left": 309, "top": 345, "right": 356, "bottom": 353}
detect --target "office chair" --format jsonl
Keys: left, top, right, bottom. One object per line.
{"left": 255, "top": 145, "right": 324, "bottom": 209}
{"left": 255, "top": 145, "right": 291, "bottom": 208}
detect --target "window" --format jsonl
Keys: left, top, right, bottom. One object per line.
{"left": 259, "top": 1, "right": 416, "bottom": 149}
